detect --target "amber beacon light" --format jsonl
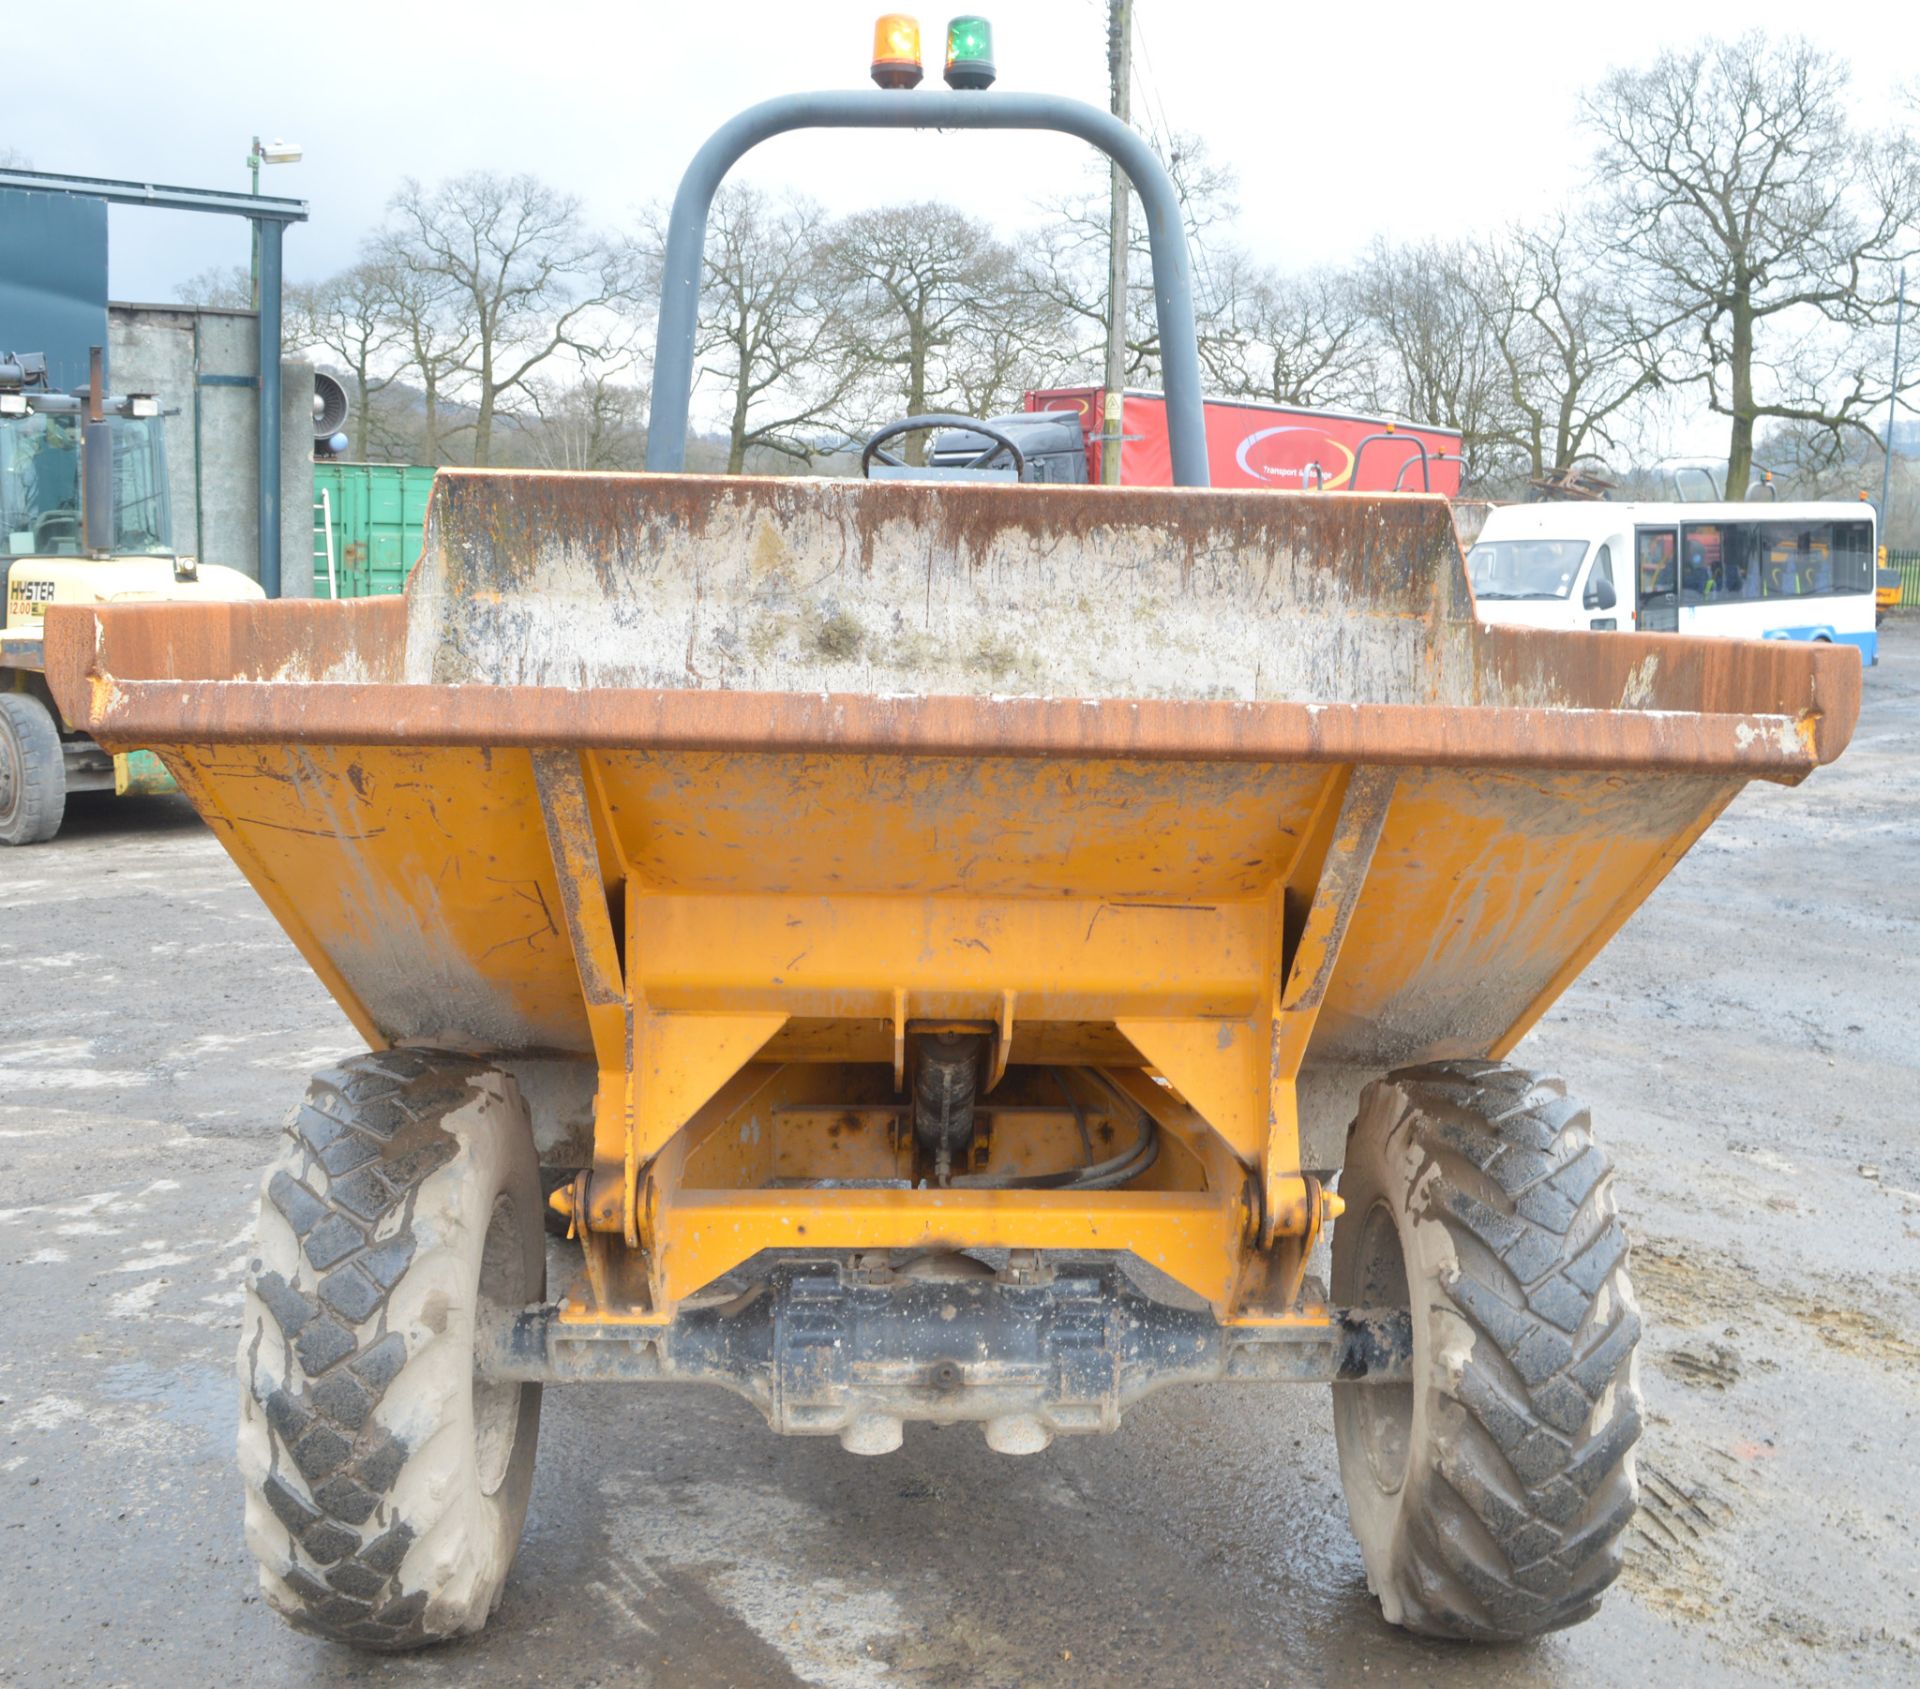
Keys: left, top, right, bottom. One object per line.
{"left": 871, "top": 14, "right": 925, "bottom": 88}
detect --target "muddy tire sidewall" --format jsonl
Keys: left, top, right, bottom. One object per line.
{"left": 1330, "top": 1079, "right": 1453, "bottom": 1623}
{"left": 238, "top": 1054, "right": 544, "bottom": 1648}
{"left": 0, "top": 691, "right": 65, "bottom": 846}
{"left": 1331, "top": 1062, "right": 1643, "bottom": 1641}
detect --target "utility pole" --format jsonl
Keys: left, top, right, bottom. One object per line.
{"left": 246, "top": 137, "right": 303, "bottom": 310}
{"left": 1879, "top": 265, "right": 1906, "bottom": 536}
{"left": 248, "top": 137, "right": 262, "bottom": 309}
{"left": 1100, "top": 0, "right": 1132, "bottom": 486}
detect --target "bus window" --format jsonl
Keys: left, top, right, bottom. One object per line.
{"left": 1680, "top": 524, "right": 1723, "bottom": 600}
{"left": 1713, "top": 524, "right": 1762, "bottom": 598}
{"left": 1637, "top": 529, "right": 1675, "bottom": 594}
{"left": 1759, "top": 523, "right": 1833, "bottom": 597}
{"left": 1466, "top": 538, "right": 1590, "bottom": 599}
{"left": 1636, "top": 527, "right": 1679, "bottom": 630}
{"left": 1831, "top": 521, "right": 1873, "bottom": 592}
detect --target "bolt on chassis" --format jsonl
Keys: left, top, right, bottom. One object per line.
{"left": 43, "top": 82, "right": 1860, "bottom": 1651}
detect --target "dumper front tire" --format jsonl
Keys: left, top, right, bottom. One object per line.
{"left": 238, "top": 1050, "right": 544, "bottom": 1649}
{"left": 1331, "top": 1060, "right": 1641, "bottom": 1641}
{"left": 0, "top": 691, "right": 65, "bottom": 846}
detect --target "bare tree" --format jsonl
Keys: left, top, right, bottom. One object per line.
{"left": 822, "top": 205, "right": 1023, "bottom": 460}
{"left": 1354, "top": 238, "right": 1518, "bottom": 486}
{"left": 945, "top": 281, "right": 1072, "bottom": 422}
{"left": 173, "top": 264, "right": 254, "bottom": 310}
{"left": 1588, "top": 34, "right": 1920, "bottom": 495}
{"left": 386, "top": 173, "right": 629, "bottom": 464}
{"left": 652, "top": 185, "right": 859, "bottom": 473}
{"left": 1204, "top": 259, "right": 1373, "bottom": 410}
{"left": 1752, "top": 416, "right": 1883, "bottom": 499}
{"left": 1024, "top": 132, "right": 1243, "bottom": 386}
{"left": 1464, "top": 213, "right": 1665, "bottom": 481}
{"left": 365, "top": 231, "right": 476, "bottom": 463}
{"left": 515, "top": 365, "right": 647, "bottom": 471}
{"left": 289, "top": 260, "right": 404, "bottom": 460}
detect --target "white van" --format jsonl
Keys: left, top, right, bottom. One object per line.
{"left": 1466, "top": 501, "right": 1879, "bottom": 664}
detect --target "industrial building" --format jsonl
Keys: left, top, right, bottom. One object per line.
{"left": 108, "top": 301, "right": 312, "bottom": 595}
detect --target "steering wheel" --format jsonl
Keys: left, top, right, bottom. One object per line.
{"left": 860, "top": 414, "right": 1028, "bottom": 481}
{"left": 32, "top": 510, "right": 81, "bottom": 554}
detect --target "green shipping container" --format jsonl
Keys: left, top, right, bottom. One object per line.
{"left": 312, "top": 463, "right": 437, "bottom": 598}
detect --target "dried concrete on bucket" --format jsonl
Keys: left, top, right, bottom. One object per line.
{"left": 402, "top": 474, "right": 1481, "bottom": 705}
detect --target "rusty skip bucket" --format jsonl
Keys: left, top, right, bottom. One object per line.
{"left": 44, "top": 469, "right": 1857, "bottom": 1289}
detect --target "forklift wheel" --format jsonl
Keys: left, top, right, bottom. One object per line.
{"left": 1332, "top": 1060, "right": 1642, "bottom": 1640}
{"left": 0, "top": 691, "right": 65, "bottom": 845}
{"left": 238, "top": 1050, "right": 544, "bottom": 1649}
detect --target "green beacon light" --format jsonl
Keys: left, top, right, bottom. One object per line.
{"left": 943, "top": 15, "right": 995, "bottom": 89}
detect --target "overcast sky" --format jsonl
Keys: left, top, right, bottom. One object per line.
{"left": 10, "top": 0, "right": 1919, "bottom": 451}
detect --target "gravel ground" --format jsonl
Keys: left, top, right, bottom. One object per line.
{"left": 1, "top": 623, "right": 1915, "bottom": 1688}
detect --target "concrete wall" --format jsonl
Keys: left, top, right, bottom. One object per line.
{"left": 108, "top": 303, "right": 313, "bottom": 597}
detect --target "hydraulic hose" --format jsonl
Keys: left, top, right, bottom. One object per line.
{"left": 950, "top": 1067, "right": 1159, "bottom": 1192}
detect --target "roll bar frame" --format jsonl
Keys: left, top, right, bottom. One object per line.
{"left": 646, "top": 91, "right": 1210, "bottom": 488}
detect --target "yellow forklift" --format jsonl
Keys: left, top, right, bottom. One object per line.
{"left": 1, "top": 347, "right": 263, "bottom": 843}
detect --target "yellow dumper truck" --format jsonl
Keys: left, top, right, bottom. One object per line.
{"left": 43, "top": 65, "right": 1860, "bottom": 1653}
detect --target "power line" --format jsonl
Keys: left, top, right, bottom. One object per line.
{"left": 1133, "top": 7, "right": 1224, "bottom": 315}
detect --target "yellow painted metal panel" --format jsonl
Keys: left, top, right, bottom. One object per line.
{"left": 1314, "top": 764, "right": 1745, "bottom": 1063}
{"left": 591, "top": 751, "right": 1330, "bottom": 899}
{"left": 169, "top": 743, "right": 589, "bottom": 1053}
{"left": 649, "top": 1185, "right": 1251, "bottom": 1314}
{"left": 1114, "top": 1017, "right": 1265, "bottom": 1159}
{"left": 629, "top": 891, "right": 1267, "bottom": 1016}
{"left": 627, "top": 1007, "right": 790, "bottom": 1207}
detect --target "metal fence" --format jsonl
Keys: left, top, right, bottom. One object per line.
{"left": 1888, "top": 550, "right": 1920, "bottom": 608}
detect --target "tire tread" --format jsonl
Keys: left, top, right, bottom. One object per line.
{"left": 1343, "top": 1058, "right": 1642, "bottom": 1641}
{"left": 242, "top": 1048, "right": 489, "bottom": 1649}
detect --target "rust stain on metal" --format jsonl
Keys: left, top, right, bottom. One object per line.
{"left": 43, "top": 469, "right": 1858, "bottom": 782}
{"left": 52, "top": 677, "right": 1850, "bottom": 776}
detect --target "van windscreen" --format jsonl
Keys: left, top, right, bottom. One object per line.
{"left": 1467, "top": 539, "right": 1590, "bottom": 599}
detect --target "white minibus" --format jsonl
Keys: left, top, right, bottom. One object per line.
{"left": 1466, "top": 501, "right": 1878, "bottom": 664}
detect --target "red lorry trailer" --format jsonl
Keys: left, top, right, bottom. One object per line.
{"left": 1026, "top": 386, "right": 1465, "bottom": 495}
